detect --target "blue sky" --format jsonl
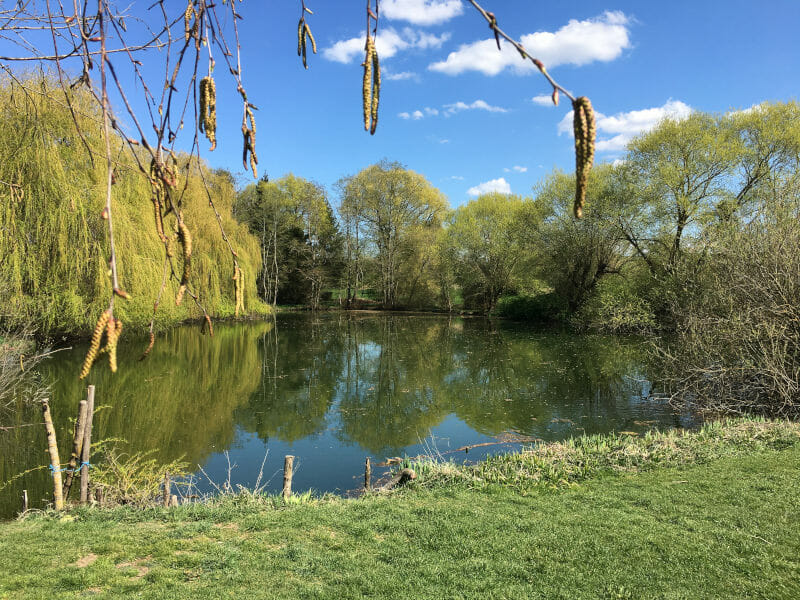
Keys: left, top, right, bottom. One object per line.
{"left": 8, "top": 1, "right": 800, "bottom": 207}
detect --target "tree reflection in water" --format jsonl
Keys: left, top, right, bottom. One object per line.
{"left": 2, "top": 314, "right": 689, "bottom": 517}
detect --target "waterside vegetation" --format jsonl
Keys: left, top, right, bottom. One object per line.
{"left": 1, "top": 418, "right": 799, "bottom": 599}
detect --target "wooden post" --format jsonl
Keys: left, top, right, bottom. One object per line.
{"left": 364, "top": 457, "right": 371, "bottom": 491}
{"left": 163, "top": 473, "right": 171, "bottom": 508}
{"left": 170, "top": 494, "right": 179, "bottom": 508}
{"left": 62, "top": 399, "right": 88, "bottom": 499}
{"left": 95, "top": 487, "right": 104, "bottom": 506}
{"left": 80, "top": 385, "right": 96, "bottom": 504}
{"left": 41, "top": 399, "right": 64, "bottom": 511}
{"left": 21, "top": 489, "right": 28, "bottom": 513}
{"left": 282, "top": 455, "right": 294, "bottom": 500}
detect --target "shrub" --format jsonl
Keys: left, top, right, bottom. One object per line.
{"left": 492, "top": 293, "right": 567, "bottom": 322}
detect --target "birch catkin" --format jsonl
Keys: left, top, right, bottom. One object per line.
{"left": 199, "top": 76, "right": 217, "bottom": 151}
{"left": 80, "top": 310, "right": 110, "bottom": 379}
{"left": 370, "top": 48, "right": 381, "bottom": 135}
{"left": 572, "top": 96, "right": 596, "bottom": 219}
{"left": 175, "top": 220, "right": 192, "bottom": 306}
{"left": 362, "top": 37, "right": 375, "bottom": 132}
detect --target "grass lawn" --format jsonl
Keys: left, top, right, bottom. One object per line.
{"left": 1, "top": 430, "right": 799, "bottom": 599}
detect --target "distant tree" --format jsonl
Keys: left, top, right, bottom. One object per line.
{"left": 236, "top": 174, "right": 343, "bottom": 309}
{"left": 338, "top": 160, "right": 449, "bottom": 309}
{"left": 531, "top": 166, "right": 628, "bottom": 312}
{"left": 443, "top": 193, "right": 533, "bottom": 313}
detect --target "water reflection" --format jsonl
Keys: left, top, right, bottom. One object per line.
{"left": 1, "top": 314, "right": 690, "bottom": 517}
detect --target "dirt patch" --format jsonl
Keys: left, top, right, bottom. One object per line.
{"left": 116, "top": 556, "right": 151, "bottom": 580}
{"left": 74, "top": 554, "right": 98, "bottom": 568}
{"left": 214, "top": 522, "right": 239, "bottom": 530}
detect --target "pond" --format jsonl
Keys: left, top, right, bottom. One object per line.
{"left": 0, "top": 313, "right": 694, "bottom": 518}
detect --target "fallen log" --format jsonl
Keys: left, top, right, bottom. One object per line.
{"left": 376, "top": 468, "right": 416, "bottom": 492}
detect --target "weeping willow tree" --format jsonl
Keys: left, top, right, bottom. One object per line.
{"left": 0, "top": 0, "right": 595, "bottom": 375}
{"left": 0, "top": 77, "right": 268, "bottom": 338}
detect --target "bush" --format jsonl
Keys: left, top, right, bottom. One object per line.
{"left": 576, "top": 275, "right": 656, "bottom": 333}
{"left": 492, "top": 293, "right": 567, "bottom": 322}
{"left": 655, "top": 215, "right": 800, "bottom": 417}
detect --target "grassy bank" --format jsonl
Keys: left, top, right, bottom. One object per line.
{"left": 1, "top": 420, "right": 799, "bottom": 599}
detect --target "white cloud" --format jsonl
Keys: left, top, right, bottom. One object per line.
{"left": 382, "top": 0, "right": 464, "bottom": 25}
{"left": 398, "top": 101, "right": 504, "bottom": 120}
{"left": 325, "top": 27, "right": 450, "bottom": 63}
{"left": 467, "top": 177, "right": 511, "bottom": 196}
{"left": 429, "top": 11, "right": 631, "bottom": 76}
{"left": 385, "top": 71, "right": 418, "bottom": 81}
{"left": 503, "top": 165, "right": 528, "bottom": 173}
{"left": 448, "top": 175, "right": 464, "bottom": 180}
{"left": 558, "top": 99, "right": 693, "bottom": 152}
{"left": 443, "top": 99, "right": 508, "bottom": 115}
{"left": 532, "top": 94, "right": 555, "bottom": 106}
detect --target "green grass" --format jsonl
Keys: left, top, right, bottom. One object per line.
{"left": 1, "top": 423, "right": 799, "bottom": 599}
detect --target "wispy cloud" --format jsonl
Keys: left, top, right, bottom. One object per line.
{"left": 429, "top": 11, "right": 631, "bottom": 76}
{"left": 325, "top": 27, "right": 450, "bottom": 64}
{"left": 532, "top": 94, "right": 556, "bottom": 107}
{"left": 467, "top": 177, "right": 511, "bottom": 196}
{"left": 399, "top": 107, "right": 439, "bottom": 120}
{"left": 381, "top": 0, "right": 464, "bottom": 26}
{"left": 448, "top": 175, "right": 464, "bottom": 180}
{"left": 443, "top": 100, "right": 508, "bottom": 115}
{"left": 399, "top": 100, "right": 507, "bottom": 120}
{"left": 385, "top": 71, "right": 419, "bottom": 81}
{"left": 503, "top": 165, "right": 528, "bottom": 173}
{"left": 558, "top": 99, "right": 692, "bottom": 152}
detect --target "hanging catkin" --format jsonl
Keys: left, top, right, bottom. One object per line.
{"left": 140, "top": 331, "right": 155, "bottom": 361}
{"left": 199, "top": 76, "right": 217, "bottom": 150}
{"left": 105, "top": 318, "right": 122, "bottom": 373}
{"left": 370, "top": 47, "right": 381, "bottom": 135}
{"left": 80, "top": 310, "right": 110, "bottom": 379}
{"left": 184, "top": 1, "right": 193, "bottom": 42}
{"left": 233, "top": 265, "right": 242, "bottom": 317}
{"left": 362, "top": 37, "right": 375, "bottom": 132}
{"left": 572, "top": 96, "right": 596, "bottom": 219}
{"left": 175, "top": 219, "right": 192, "bottom": 306}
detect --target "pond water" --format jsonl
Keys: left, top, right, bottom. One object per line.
{"left": 0, "top": 313, "right": 695, "bottom": 517}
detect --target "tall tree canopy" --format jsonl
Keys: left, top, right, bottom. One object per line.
{"left": 338, "top": 160, "right": 449, "bottom": 309}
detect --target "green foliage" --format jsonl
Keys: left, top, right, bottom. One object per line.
{"left": 532, "top": 166, "right": 629, "bottom": 314}
{"left": 236, "top": 174, "right": 344, "bottom": 308}
{"left": 415, "top": 417, "right": 800, "bottom": 493}
{"left": 442, "top": 193, "right": 537, "bottom": 312}
{"left": 575, "top": 275, "right": 656, "bottom": 333}
{"left": 92, "top": 447, "right": 189, "bottom": 508}
{"left": 492, "top": 293, "right": 566, "bottom": 322}
{"left": 338, "top": 160, "right": 449, "bottom": 309}
{"left": 0, "top": 76, "right": 267, "bottom": 337}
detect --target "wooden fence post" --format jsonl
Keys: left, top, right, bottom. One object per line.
{"left": 41, "top": 399, "right": 64, "bottom": 511}
{"left": 21, "top": 489, "right": 28, "bottom": 513}
{"left": 80, "top": 385, "right": 96, "bottom": 504}
{"left": 282, "top": 455, "right": 294, "bottom": 500}
{"left": 163, "top": 473, "right": 171, "bottom": 508}
{"left": 364, "top": 457, "right": 371, "bottom": 492}
{"left": 62, "top": 399, "right": 88, "bottom": 499}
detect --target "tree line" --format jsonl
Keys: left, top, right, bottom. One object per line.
{"left": 236, "top": 101, "right": 800, "bottom": 325}
{"left": 234, "top": 101, "right": 800, "bottom": 416}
